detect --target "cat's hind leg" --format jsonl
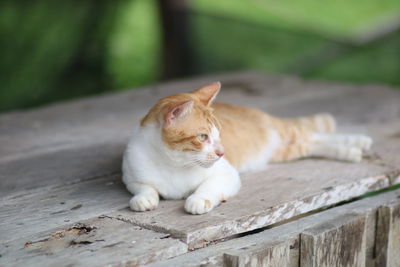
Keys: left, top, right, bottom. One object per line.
{"left": 312, "top": 133, "right": 372, "bottom": 151}
{"left": 310, "top": 133, "right": 372, "bottom": 162}
{"left": 311, "top": 143, "right": 363, "bottom": 162}
{"left": 126, "top": 182, "right": 159, "bottom": 211}
{"left": 270, "top": 124, "right": 316, "bottom": 162}
{"left": 270, "top": 125, "right": 372, "bottom": 163}
{"left": 270, "top": 113, "right": 372, "bottom": 163}
{"left": 270, "top": 114, "right": 336, "bottom": 162}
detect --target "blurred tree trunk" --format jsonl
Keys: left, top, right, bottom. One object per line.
{"left": 157, "top": 0, "right": 193, "bottom": 79}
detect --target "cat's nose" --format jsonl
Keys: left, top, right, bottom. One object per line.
{"left": 215, "top": 148, "right": 224, "bottom": 157}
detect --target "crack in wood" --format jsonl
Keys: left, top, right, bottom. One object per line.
{"left": 70, "top": 204, "right": 83, "bottom": 210}
{"left": 24, "top": 223, "right": 97, "bottom": 249}
{"left": 69, "top": 240, "right": 105, "bottom": 246}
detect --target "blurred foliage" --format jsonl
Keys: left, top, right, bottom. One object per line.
{"left": 190, "top": 14, "right": 400, "bottom": 87}
{"left": 191, "top": 0, "right": 400, "bottom": 86}
{"left": 193, "top": 0, "right": 400, "bottom": 39}
{"left": 306, "top": 34, "right": 400, "bottom": 85}
{"left": 107, "top": 0, "right": 161, "bottom": 90}
{"left": 190, "top": 14, "right": 328, "bottom": 73}
{"left": 0, "top": 0, "right": 399, "bottom": 112}
{"left": 0, "top": 0, "right": 123, "bottom": 111}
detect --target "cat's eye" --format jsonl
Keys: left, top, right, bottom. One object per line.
{"left": 198, "top": 134, "right": 208, "bottom": 142}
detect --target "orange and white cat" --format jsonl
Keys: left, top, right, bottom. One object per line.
{"left": 122, "top": 82, "right": 372, "bottom": 214}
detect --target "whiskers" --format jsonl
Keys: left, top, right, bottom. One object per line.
{"left": 162, "top": 147, "right": 218, "bottom": 168}
{"left": 183, "top": 154, "right": 218, "bottom": 168}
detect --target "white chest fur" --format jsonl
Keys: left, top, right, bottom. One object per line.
{"left": 123, "top": 126, "right": 213, "bottom": 199}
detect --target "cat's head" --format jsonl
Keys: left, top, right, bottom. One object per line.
{"left": 141, "top": 82, "right": 224, "bottom": 168}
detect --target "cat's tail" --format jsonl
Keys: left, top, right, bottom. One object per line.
{"left": 285, "top": 113, "right": 336, "bottom": 133}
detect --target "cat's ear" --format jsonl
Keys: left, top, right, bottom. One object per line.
{"left": 192, "top": 82, "right": 221, "bottom": 106}
{"left": 165, "top": 100, "right": 194, "bottom": 125}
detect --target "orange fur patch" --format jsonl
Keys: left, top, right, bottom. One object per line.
{"left": 211, "top": 103, "right": 271, "bottom": 168}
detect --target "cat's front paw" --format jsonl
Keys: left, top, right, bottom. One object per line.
{"left": 185, "top": 195, "right": 214, "bottom": 215}
{"left": 130, "top": 194, "right": 159, "bottom": 212}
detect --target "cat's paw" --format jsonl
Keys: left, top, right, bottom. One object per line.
{"left": 130, "top": 194, "right": 159, "bottom": 212}
{"left": 353, "top": 135, "right": 372, "bottom": 151}
{"left": 340, "top": 147, "right": 362, "bottom": 162}
{"left": 185, "top": 195, "right": 214, "bottom": 215}
{"left": 337, "top": 135, "right": 372, "bottom": 151}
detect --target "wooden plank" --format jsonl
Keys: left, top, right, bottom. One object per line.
{"left": 223, "top": 238, "right": 295, "bottom": 267}
{"left": 0, "top": 141, "right": 126, "bottom": 195}
{"left": 0, "top": 216, "right": 187, "bottom": 267}
{"left": 2, "top": 72, "right": 400, "bottom": 196}
{"left": 300, "top": 213, "right": 367, "bottom": 267}
{"left": 375, "top": 200, "right": 400, "bottom": 267}
{"left": 109, "top": 160, "right": 394, "bottom": 249}
{"left": 0, "top": 175, "right": 130, "bottom": 244}
{"left": 385, "top": 201, "right": 400, "bottom": 267}
{"left": 4, "top": 159, "right": 393, "bottom": 250}
{"left": 365, "top": 210, "right": 377, "bottom": 267}
{"left": 150, "top": 189, "right": 400, "bottom": 267}
{"left": 157, "top": 0, "right": 193, "bottom": 79}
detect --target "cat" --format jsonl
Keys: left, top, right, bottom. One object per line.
{"left": 122, "top": 82, "right": 372, "bottom": 214}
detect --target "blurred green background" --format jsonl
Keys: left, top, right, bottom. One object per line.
{"left": 1, "top": 0, "right": 399, "bottom": 112}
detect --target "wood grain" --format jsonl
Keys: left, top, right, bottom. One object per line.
{"left": 223, "top": 238, "right": 295, "bottom": 267}
{"left": 375, "top": 200, "right": 400, "bottom": 267}
{"left": 300, "top": 213, "right": 366, "bottom": 267}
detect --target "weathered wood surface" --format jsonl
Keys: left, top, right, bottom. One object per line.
{"left": 1, "top": 72, "right": 400, "bottom": 265}
{"left": 2, "top": 72, "right": 400, "bottom": 195}
{"left": 1, "top": 158, "right": 394, "bottom": 249}
{"left": 223, "top": 237, "right": 296, "bottom": 267}
{"left": 365, "top": 208, "right": 377, "bottom": 267}
{"left": 150, "top": 189, "right": 400, "bottom": 267}
{"left": 375, "top": 201, "right": 400, "bottom": 267}
{"left": 300, "top": 214, "right": 366, "bottom": 267}
{"left": 0, "top": 217, "right": 187, "bottom": 267}
{"left": 0, "top": 175, "right": 130, "bottom": 244}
